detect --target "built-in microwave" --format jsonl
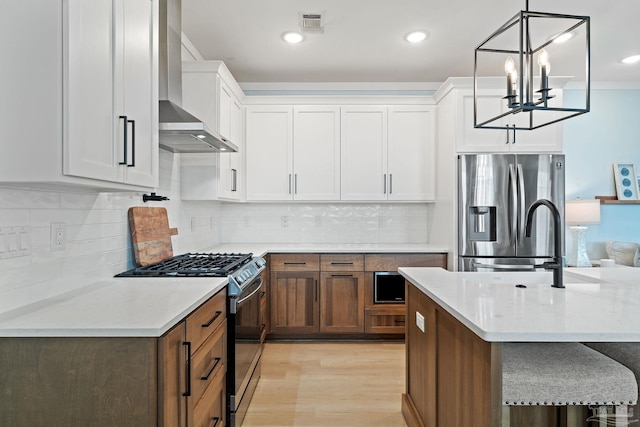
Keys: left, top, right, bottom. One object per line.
{"left": 374, "top": 272, "right": 405, "bottom": 304}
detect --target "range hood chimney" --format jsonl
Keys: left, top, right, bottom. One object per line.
{"left": 158, "top": 0, "right": 238, "bottom": 153}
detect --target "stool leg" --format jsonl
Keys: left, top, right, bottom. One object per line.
{"left": 502, "top": 405, "right": 510, "bottom": 427}
{"left": 615, "top": 405, "right": 629, "bottom": 427}
{"left": 566, "top": 406, "right": 582, "bottom": 427}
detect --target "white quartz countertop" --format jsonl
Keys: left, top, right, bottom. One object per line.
{"left": 0, "top": 277, "right": 227, "bottom": 338}
{"left": 0, "top": 243, "right": 447, "bottom": 338}
{"left": 400, "top": 267, "right": 640, "bottom": 342}
{"left": 206, "top": 243, "right": 449, "bottom": 257}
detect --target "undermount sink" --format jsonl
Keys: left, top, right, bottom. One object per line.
{"left": 457, "top": 272, "right": 597, "bottom": 287}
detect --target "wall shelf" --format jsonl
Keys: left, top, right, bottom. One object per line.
{"left": 596, "top": 196, "right": 640, "bottom": 205}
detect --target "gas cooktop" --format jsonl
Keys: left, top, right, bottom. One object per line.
{"left": 116, "top": 252, "right": 254, "bottom": 277}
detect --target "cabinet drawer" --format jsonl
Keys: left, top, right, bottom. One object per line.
{"left": 364, "top": 253, "right": 447, "bottom": 271}
{"left": 191, "top": 360, "right": 226, "bottom": 427}
{"left": 320, "top": 254, "right": 364, "bottom": 272}
{"left": 186, "top": 288, "right": 227, "bottom": 354}
{"left": 365, "top": 306, "right": 405, "bottom": 334}
{"left": 270, "top": 254, "right": 319, "bottom": 271}
{"left": 191, "top": 319, "right": 226, "bottom": 406}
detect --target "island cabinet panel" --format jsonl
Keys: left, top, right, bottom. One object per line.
{"left": 403, "top": 283, "right": 502, "bottom": 427}
{"left": 0, "top": 337, "right": 158, "bottom": 427}
{"left": 320, "top": 272, "right": 365, "bottom": 333}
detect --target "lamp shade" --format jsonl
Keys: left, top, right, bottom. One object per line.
{"left": 565, "top": 199, "right": 601, "bottom": 225}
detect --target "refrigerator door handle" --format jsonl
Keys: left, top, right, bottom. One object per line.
{"left": 517, "top": 163, "right": 526, "bottom": 244}
{"left": 471, "top": 261, "right": 536, "bottom": 271}
{"left": 508, "top": 164, "right": 518, "bottom": 246}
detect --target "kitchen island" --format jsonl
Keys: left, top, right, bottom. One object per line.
{"left": 399, "top": 267, "right": 640, "bottom": 427}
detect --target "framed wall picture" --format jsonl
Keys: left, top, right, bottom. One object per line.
{"left": 613, "top": 163, "right": 640, "bottom": 200}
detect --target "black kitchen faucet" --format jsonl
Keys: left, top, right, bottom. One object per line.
{"left": 525, "top": 199, "right": 564, "bottom": 289}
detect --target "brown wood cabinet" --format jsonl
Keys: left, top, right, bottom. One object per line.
{"left": 268, "top": 252, "right": 447, "bottom": 338}
{"left": 320, "top": 254, "right": 365, "bottom": 333}
{"left": 364, "top": 253, "right": 447, "bottom": 336}
{"left": 0, "top": 288, "right": 227, "bottom": 427}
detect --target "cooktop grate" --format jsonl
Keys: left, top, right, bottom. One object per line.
{"left": 116, "top": 252, "right": 253, "bottom": 277}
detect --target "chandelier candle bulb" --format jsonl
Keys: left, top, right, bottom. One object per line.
{"left": 538, "top": 49, "right": 550, "bottom": 92}
{"left": 504, "top": 57, "right": 517, "bottom": 107}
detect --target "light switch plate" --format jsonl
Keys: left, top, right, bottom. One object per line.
{"left": 416, "top": 311, "right": 425, "bottom": 333}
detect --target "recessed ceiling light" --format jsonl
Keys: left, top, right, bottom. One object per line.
{"left": 621, "top": 55, "right": 640, "bottom": 64}
{"left": 404, "top": 31, "right": 429, "bottom": 43}
{"left": 552, "top": 32, "right": 573, "bottom": 44}
{"left": 282, "top": 31, "right": 304, "bottom": 44}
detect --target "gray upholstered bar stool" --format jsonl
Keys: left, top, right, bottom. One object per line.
{"left": 583, "top": 343, "right": 640, "bottom": 425}
{"left": 502, "top": 343, "right": 638, "bottom": 426}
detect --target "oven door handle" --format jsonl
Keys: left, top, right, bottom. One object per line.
{"left": 237, "top": 277, "right": 264, "bottom": 307}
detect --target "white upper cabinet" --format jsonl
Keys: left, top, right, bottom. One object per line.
{"left": 387, "top": 106, "right": 436, "bottom": 201}
{"left": 292, "top": 106, "right": 341, "bottom": 201}
{"left": 454, "top": 86, "right": 563, "bottom": 153}
{"left": 0, "top": 0, "right": 158, "bottom": 190}
{"left": 182, "top": 61, "right": 244, "bottom": 200}
{"left": 340, "top": 107, "right": 388, "bottom": 201}
{"left": 245, "top": 106, "right": 294, "bottom": 201}
{"left": 245, "top": 106, "right": 340, "bottom": 201}
{"left": 341, "top": 105, "right": 435, "bottom": 201}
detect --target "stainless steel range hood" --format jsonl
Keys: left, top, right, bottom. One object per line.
{"left": 158, "top": 0, "right": 238, "bottom": 153}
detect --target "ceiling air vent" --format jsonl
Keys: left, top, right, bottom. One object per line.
{"left": 299, "top": 12, "right": 324, "bottom": 33}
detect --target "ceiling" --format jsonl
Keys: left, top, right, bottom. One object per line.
{"left": 182, "top": 0, "right": 640, "bottom": 85}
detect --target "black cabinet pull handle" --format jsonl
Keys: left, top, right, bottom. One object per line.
{"left": 128, "top": 119, "right": 136, "bottom": 167}
{"left": 202, "top": 311, "right": 222, "bottom": 328}
{"left": 511, "top": 124, "right": 517, "bottom": 144}
{"left": 284, "top": 262, "right": 306, "bottom": 265}
{"left": 394, "top": 319, "right": 406, "bottom": 324}
{"left": 211, "top": 417, "right": 221, "bottom": 427}
{"left": 331, "top": 262, "right": 354, "bottom": 265}
{"left": 119, "top": 115, "right": 128, "bottom": 165}
{"left": 315, "top": 280, "right": 319, "bottom": 302}
{"left": 201, "top": 357, "right": 221, "bottom": 381}
{"left": 331, "top": 274, "right": 354, "bottom": 277}
{"left": 260, "top": 290, "right": 266, "bottom": 298}
{"left": 183, "top": 341, "right": 191, "bottom": 396}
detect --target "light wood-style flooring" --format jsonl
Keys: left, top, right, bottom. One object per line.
{"left": 243, "top": 342, "right": 407, "bottom": 427}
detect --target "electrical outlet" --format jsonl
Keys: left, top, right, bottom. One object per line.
{"left": 281, "top": 216, "right": 289, "bottom": 228}
{"left": 51, "top": 222, "right": 65, "bottom": 251}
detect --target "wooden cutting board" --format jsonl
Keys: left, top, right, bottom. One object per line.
{"left": 128, "top": 207, "right": 179, "bottom": 267}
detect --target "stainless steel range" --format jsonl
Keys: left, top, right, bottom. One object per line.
{"left": 117, "top": 252, "right": 266, "bottom": 427}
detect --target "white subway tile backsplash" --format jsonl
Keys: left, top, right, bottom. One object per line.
{"left": 0, "top": 147, "right": 430, "bottom": 314}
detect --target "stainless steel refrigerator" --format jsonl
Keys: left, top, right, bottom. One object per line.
{"left": 458, "top": 154, "right": 565, "bottom": 271}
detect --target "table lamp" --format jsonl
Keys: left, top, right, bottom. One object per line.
{"left": 565, "top": 199, "right": 601, "bottom": 267}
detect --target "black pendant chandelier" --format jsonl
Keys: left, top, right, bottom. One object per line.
{"left": 474, "top": 0, "right": 590, "bottom": 131}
